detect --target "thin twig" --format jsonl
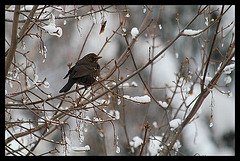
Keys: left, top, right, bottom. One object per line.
{"left": 17, "top": 5, "right": 39, "bottom": 43}
{"left": 201, "top": 5, "right": 224, "bottom": 92}
{"left": 78, "top": 22, "right": 95, "bottom": 60}
{"left": 139, "top": 121, "right": 150, "bottom": 156}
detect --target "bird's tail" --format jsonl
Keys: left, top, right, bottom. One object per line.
{"left": 59, "top": 81, "right": 75, "bottom": 93}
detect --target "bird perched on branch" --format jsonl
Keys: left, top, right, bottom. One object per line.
{"left": 59, "top": 53, "right": 102, "bottom": 93}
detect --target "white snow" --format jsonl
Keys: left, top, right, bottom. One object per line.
{"left": 125, "top": 13, "right": 130, "bottom": 18}
{"left": 119, "top": 82, "right": 130, "bottom": 88}
{"left": 131, "top": 27, "right": 139, "bottom": 39}
{"left": 182, "top": 29, "right": 203, "bottom": 37}
{"left": 115, "top": 146, "right": 121, "bottom": 153}
{"left": 159, "top": 24, "right": 162, "bottom": 30}
{"left": 205, "top": 17, "right": 209, "bottom": 26}
{"left": 169, "top": 119, "right": 182, "bottom": 131}
{"left": 223, "top": 63, "right": 235, "bottom": 74}
{"left": 131, "top": 81, "right": 138, "bottom": 87}
{"left": 158, "top": 100, "right": 168, "bottom": 108}
{"left": 148, "top": 136, "right": 163, "bottom": 156}
{"left": 72, "top": 145, "right": 90, "bottom": 152}
{"left": 43, "top": 80, "right": 50, "bottom": 88}
{"left": 224, "top": 75, "right": 232, "bottom": 84}
{"left": 123, "top": 95, "right": 151, "bottom": 103}
{"left": 42, "top": 14, "right": 63, "bottom": 38}
{"left": 200, "top": 75, "right": 212, "bottom": 83}
{"left": 129, "top": 136, "right": 143, "bottom": 148}
{"left": 109, "top": 110, "right": 120, "bottom": 120}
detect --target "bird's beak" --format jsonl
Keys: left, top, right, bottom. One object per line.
{"left": 97, "top": 56, "right": 102, "bottom": 59}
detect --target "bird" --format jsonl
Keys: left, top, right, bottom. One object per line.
{"left": 59, "top": 53, "right": 102, "bottom": 93}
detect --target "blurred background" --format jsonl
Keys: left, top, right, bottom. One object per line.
{"left": 5, "top": 5, "right": 235, "bottom": 156}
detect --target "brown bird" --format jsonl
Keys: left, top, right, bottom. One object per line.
{"left": 59, "top": 53, "right": 102, "bottom": 93}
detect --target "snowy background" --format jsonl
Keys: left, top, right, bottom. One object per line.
{"left": 5, "top": 5, "right": 235, "bottom": 156}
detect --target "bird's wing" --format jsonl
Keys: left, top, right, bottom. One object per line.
{"left": 63, "top": 66, "right": 74, "bottom": 79}
{"left": 71, "top": 65, "right": 94, "bottom": 79}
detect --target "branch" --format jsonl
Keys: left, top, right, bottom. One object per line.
{"left": 160, "top": 43, "right": 235, "bottom": 156}
{"left": 201, "top": 5, "right": 224, "bottom": 92}
{"left": 5, "top": 5, "right": 20, "bottom": 80}
{"left": 78, "top": 22, "right": 95, "bottom": 60}
{"left": 139, "top": 121, "right": 150, "bottom": 156}
{"left": 17, "top": 5, "right": 39, "bottom": 42}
